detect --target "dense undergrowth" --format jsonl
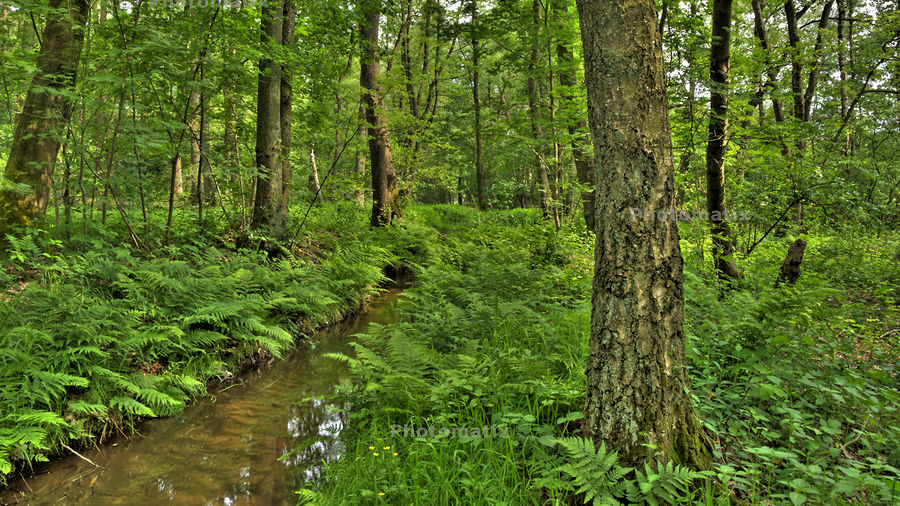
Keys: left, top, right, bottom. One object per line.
{"left": 0, "top": 202, "right": 402, "bottom": 482}
{"left": 298, "top": 206, "right": 899, "bottom": 505}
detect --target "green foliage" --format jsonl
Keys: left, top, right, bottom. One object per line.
{"left": 0, "top": 203, "right": 398, "bottom": 483}
{"left": 295, "top": 209, "right": 595, "bottom": 504}
{"left": 296, "top": 207, "right": 898, "bottom": 505}
{"left": 538, "top": 437, "right": 701, "bottom": 506}
{"left": 682, "top": 232, "right": 900, "bottom": 504}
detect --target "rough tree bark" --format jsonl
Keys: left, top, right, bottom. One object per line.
{"left": 707, "top": 0, "right": 742, "bottom": 281}
{"left": 251, "top": 0, "right": 283, "bottom": 235}
{"left": 0, "top": 0, "right": 90, "bottom": 236}
{"left": 776, "top": 236, "right": 807, "bottom": 287}
{"left": 360, "top": 0, "right": 400, "bottom": 227}
{"left": 576, "top": 0, "right": 711, "bottom": 469}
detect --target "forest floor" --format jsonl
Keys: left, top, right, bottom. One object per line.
{"left": 1, "top": 204, "right": 898, "bottom": 505}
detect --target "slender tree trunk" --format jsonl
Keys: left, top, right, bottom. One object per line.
{"left": 309, "top": 144, "right": 321, "bottom": 196}
{"left": 544, "top": 1, "right": 561, "bottom": 228}
{"left": 278, "top": 0, "right": 296, "bottom": 230}
{"left": 527, "top": 0, "right": 554, "bottom": 224}
{"left": 803, "top": 1, "right": 834, "bottom": 123}
{"left": 0, "top": 0, "right": 90, "bottom": 235}
{"left": 784, "top": 0, "right": 805, "bottom": 123}
{"left": 837, "top": 0, "right": 850, "bottom": 155}
{"left": 199, "top": 62, "right": 215, "bottom": 213}
{"left": 224, "top": 48, "right": 241, "bottom": 187}
{"left": 354, "top": 97, "right": 367, "bottom": 205}
{"left": 555, "top": 1, "right": 594, "bottom": 231}
{"left": 335, "top": 44, "right": 354, "bottom": 178}
{"left": 751, "top": 0, "right": 785, "bottom": 123}
{"left": 707, "top": 0, "right": 742, "bottom": 281}
{"left": 360, "top": 0, "right": 400, "bottom": 227}
{"left": 470, "top": 0, "right": 486, "bottom": 210}
{"left": 576, "top": 0, "right": 710, "bottom": 469}
{"left": 251, "top": 0, "right": 283, "bottom": 235}
{"left": 188, "top": 89, "right": 201, "bottom": 199}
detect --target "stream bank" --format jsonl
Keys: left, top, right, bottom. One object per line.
{"left": 0, "top": 283, "right": 408, "bottom": 505}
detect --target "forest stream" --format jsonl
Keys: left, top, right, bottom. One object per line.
{"left": 0, "top": 284, "right": 407, "bottom": 505}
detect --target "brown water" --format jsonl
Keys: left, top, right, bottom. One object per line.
{"left": 0, "top": 285, "right": 405, "bottom": 505}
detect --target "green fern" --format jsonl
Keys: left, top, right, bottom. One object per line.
{"left": 626, "top": 461, "right": 701, "bottom": 506}
{"left": 551, "top": 437, "right": 631, "bottom": 505}
{"left": 546, "top": 437, "right": 701, "bottom": 505}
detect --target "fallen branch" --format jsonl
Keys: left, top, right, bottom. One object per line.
{"left": 62, "top": 444, "right": 102, "bottom": 469}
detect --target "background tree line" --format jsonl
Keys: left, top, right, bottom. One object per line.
{"left": 0, "top": 0, "right": 896, "bottom": 246}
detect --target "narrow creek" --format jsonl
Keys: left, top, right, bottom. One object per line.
{"left": 1, "top": 284, "right": 407, "bottom": 505}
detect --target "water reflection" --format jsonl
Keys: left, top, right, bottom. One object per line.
{"left": 0, "top": 286, "right": 406, "bottom": 505}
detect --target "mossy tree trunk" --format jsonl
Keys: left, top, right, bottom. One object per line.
{"left": 0, "top": 0, "right": 90, "bottom": 236}
{"left": 576, "top": 0, "right": 711, "bottom": 469}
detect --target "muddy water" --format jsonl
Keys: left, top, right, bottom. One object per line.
{"left": 1, "top": 285, "right": 406, "bottom": 505}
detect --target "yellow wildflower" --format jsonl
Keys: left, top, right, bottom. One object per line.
{"left": 383, "top": 446, "right": 391, "bottom": 450}
{"left": 379, "top": 492, "right": 385, "bottom": 496}
{"left": 373, "top": 452, "right": 379, "bottom": 456}
{"left": 393, "top": 452, "right": 398, "bottom": 456}
{"left": 368, "top": 446, "right": 375, "bottom": 450}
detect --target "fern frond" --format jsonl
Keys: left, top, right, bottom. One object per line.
{"left": 109, "top": 396, "right": 155, "bottom": 417}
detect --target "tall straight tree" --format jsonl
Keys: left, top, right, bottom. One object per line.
{"left": 252, "top": 0, "right": 284, "bottom": 235}
{"left": 526, "top": 0, "right": 558, "bottom": 228}
{"left": 360, "top": 0, "right": 400, "bottom": 227}
{"left": 0, "top": 0, "right": 90, "bottom": 236}
{"left": 470, "top": 0, "right": 486, "bottom": 210}
{"left": 554, "top": 0, "right": 595, "bottom": 231}
{"left": 576, "top": 0, "right": 711, "bottom": 468}
{"left": 706, "top": 0, "right": 742, "bottom": 280}
{"left": 279, "top": 0, "right": 297, "bottom": 229}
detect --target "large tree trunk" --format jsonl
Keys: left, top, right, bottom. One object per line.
{"left": 251, "top": 0, "right": 283, "bottom": 235}
{"left": 576, "top": 0, "right": 710, "bottom": 469}
{"left": 555, "top": 1, "right": 594, "bottom": 231}
{"left": 471, "top": 0, "right": 486, "bottom": 210}
{"left": 360, "top": 0, "right": 400, "bottom": 227}
{"left": 0, "top": 0, "right": 90, "bottom": 235}
{"left": 706, "top": 0, "right": 742, "bottom": 281}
